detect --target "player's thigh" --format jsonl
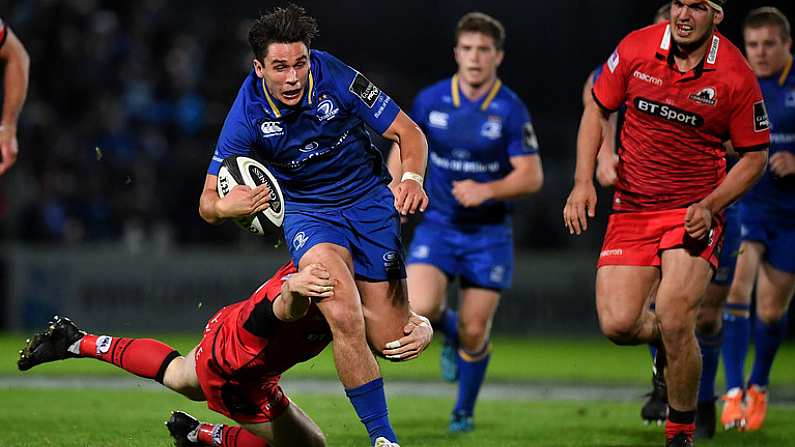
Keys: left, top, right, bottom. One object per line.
{"left": 163, "top": 346, "right": 205, "bottom": 401}
{"left": 302, "top": 243, "right": 364, "bottom": 329}
{"left": 405, "top": 264, "right": 449, "bottom": 320}
{"left": 241, "top": 402, "right": 325, "bottom": 447}
{"left": 727, "top": 241, "right": 765, "bottom": 304}
{"left": 358, "top": 278, "right": 410, "bottom": 353}
{"left": 756, "top": 262, "right": 795, "bottom": 323}
{"left": 458, "top": 287, "right": 501, "bottom": 351}
{"left": 656, "top": 248, "right": 713, "bottom": 333}
{"left": 595, "top": 265, "right": 660, "bottom": 334}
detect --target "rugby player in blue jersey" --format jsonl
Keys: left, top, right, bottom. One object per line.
{"left": 197, "top": 5, "right": 430, "bottom": 447}
{"left": 719, "top": 7, "right": 795, "bottom": 433}
{"left": 389, "top": 12, "right": 543, "bottom": 433}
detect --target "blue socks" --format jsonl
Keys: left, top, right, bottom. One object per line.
{"left": 440, "top": 308, "right": 459, "bottom": 344}
{"left": 749, "top": 314, "right": 789, "bottom": 387}
{"left": 345, "top": 378, "right": 397, "bottom": 444}
{"left": 453, "top": 343, "right": 491, "bottom": 417}
{"left": 697, "top": 329, "right": 722, "bottom": 403}
{"left": 722, "top": 303, "right": 751, "bottom": 391}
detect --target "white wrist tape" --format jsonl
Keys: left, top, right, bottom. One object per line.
{"left": 401, "top": 171, "right": 424, "bottom": 186}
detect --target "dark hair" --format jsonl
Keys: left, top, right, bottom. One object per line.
{"left": 248, "top": 3, "right": 319, "bottom": 61}
{"left": 455, "top": 12, "right": 506, "bottom": 50}
{"left": 743, "top": 7, "right": 792, "bottom": 42}
{"left": 655, "top": 3, "right": 671, "bottom": 21}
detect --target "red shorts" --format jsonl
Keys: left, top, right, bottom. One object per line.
{"left": 194, "top": 306, "right": 291, "bottom": 424}
{"left": 597, "top": 209, "right": 723, "bottom": 270}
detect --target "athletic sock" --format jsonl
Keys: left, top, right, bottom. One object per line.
{"left": 453, "top": 342, "right": 491, "bottom": 416}
{"left": 749, "top": 314, "right": 789, "bottom": 388}
{"left": 697, "top": 328, "right": 722, "bottom": 403}
{"left": 441, "top": 308, "right": 459, "bottom": 344}
{"left": 721, "top": 303, "right": 751, "bottom": 391}
{"left": 75, "top": 334, "right": 180, "bottom": 383}
{"left": 665, "top": 407, "right": 696, "bottom": 441}
{"left": 194, "top": 423, "right": 269, "bottom": 446}
{"left": 345, "top": 378, "right": 397, "bottom": 444}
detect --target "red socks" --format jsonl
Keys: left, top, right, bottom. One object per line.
{"left": 78, "top": 335, "right": 180, "bottom": 384}
{"left": 196, "top": 424, "right": 269, "bottom": 446}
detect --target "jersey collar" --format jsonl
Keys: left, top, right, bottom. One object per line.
{"left": 451, "top": 74, "right": 503, "bottom": 111}
{"left": 655, "top": 24, "right": 720, "bottom": 80}
{"left": 259, "top": 65, "right": 316, "bottom": 119}
{"left": 778, "top": 54, "right": 793, "bottom": 86}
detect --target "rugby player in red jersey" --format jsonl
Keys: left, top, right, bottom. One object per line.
{"left": 564, "top": 1, "right": 769, "bottom": 445}
{"left": 17, "top": 262, "right": 432, "bottom": 447}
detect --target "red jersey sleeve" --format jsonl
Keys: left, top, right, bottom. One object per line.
{"left": 592, "top": 36, "right": 633, "bottom": 112}
{"left": 728, "top": 68, "right": 770, "bottom": 152}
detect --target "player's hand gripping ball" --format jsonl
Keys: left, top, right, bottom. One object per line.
{"left": 217, "top": 156, "right": 285, "bottom": 236}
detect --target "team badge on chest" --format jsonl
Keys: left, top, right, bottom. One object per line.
{"left": 316, "top": 97, "right": 339, "bottom": 121}
{"left": 786, "top": 90, "right": 795, "bottom": 108}
{"left": 688, "top": 87, "right": 717, "bottom": 106}
{"left": 480, "top": 116, "right": 502, "bottom": 140}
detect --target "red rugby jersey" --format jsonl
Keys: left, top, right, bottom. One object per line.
{"left": 211, "top": 261, "right": 331, "bottom": 379}
{"left": 593, "top": 22, "right": 770, "bottom": 212}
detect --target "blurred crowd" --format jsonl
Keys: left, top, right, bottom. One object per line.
{"left": 0, "top": 0, "right": 258, "bottom": 247}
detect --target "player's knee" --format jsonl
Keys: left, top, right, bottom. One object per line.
{"left": 756, "top": 305, "right": 786, "bottom": 325}
{"left": 696, "top": 308, "right": 722, "bottom": 337}
{"left": 658, "top": 314, "right": 694, "bottom": 344}
{"left": 598, "top": 314, "right": 640, "bottom": 345}
{"left": 458, "top": 321, "right": 488, "bottom": 351}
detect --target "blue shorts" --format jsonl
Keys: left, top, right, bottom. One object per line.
{"left": 739, "top": 207, "right": 795, "bottom": 274}
{"left": 407, "top": 218, "right": 513, "bottom": 291}
{"left": 283, "top": 186, "right": 406, "bottom": 281}
{"left": 713, "top": 206, "right": 741, "bottom": 285}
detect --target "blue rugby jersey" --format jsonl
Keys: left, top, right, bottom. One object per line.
{"left": 208, "top": 50, "right": 401, "bottom": 210}
{"left": 411, "top": 76, "right": 539, "bottom": 225}
{"left": 740, "top": 56, "right": 795, "bottom": 218}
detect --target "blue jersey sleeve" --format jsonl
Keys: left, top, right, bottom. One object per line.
{"left": 208, "top": 92, "right": 258, "bottom": 175}
{"left": 505, "top": 101, "right": 539, "bottom": 157}
{"left": 321, "top": 52, "right": 401, "bottom": 134}
{"left": 409, "top": 89, "right": 432, "bottom": 134}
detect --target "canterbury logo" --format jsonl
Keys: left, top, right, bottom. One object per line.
{"left": 260, "top": 121, "right": 283, "bottom": 137}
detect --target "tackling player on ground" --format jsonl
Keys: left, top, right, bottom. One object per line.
{"left": 0, "top": 17, "right": 29, "bottom": 175}
{"left": 197, "top": 5, "right": 429, "bottom": 446}
{"left": 564, "top": 1, "right": 769, "bottom": 445}
{"left": 719, "top": 6, "right": 795, "bottom": 433}
{"left": 388, "top": 12, "right": 543, "bottom": 433}
{"left": 17, "top": 262, "right": 432, "bottom": 447}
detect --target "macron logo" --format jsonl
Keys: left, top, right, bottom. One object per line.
{"left": 600, "top": 248, "right": 623, "bottom": 258}
{"left": 633, "top": 71, "right": 662, "bottom": 86}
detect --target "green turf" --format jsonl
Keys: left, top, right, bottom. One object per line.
{"left": 3, "top": 333, "right": 794, "bottom": 386}
{"left": 1, "top": 388, "right": 793, "bottom": 446}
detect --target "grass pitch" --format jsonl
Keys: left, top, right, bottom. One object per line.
{"left": 2, "top": 334, "right": 794, "bottom": 446}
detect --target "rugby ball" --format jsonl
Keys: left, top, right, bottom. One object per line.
{"left": 217, "top": 156, "right": 284, "bottom": 236}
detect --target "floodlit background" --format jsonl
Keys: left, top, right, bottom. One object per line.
{"left": 2, "top": 1, "right": 795, "bottom": 446}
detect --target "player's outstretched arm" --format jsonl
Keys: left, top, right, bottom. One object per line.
{"left": 198, "top": 173, "right": 271, "bottom": 225}
{"left": 0, "top": 27, "right": 29, "bottom": 176}
{"left": 382, "top": 311, "right": 433, "bottom": 361}
{"left": 383, "top": 111, "right": 429, "bottom": 215}
{"left": 564, "top": 96, "right": 608, "bottom": 235}
{"left": 273, "top": 263, "right": 335, "bottom": 322}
